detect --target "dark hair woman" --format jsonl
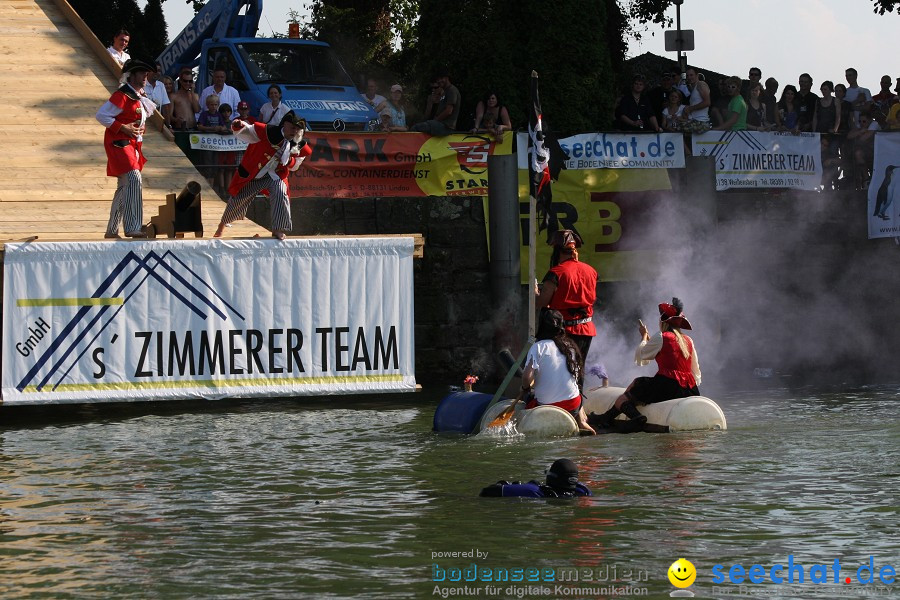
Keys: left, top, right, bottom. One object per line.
{"left": 520, "top": 309, "right": 596, "bottom": 434}
{"left": 472, "top": 90, "right": 512, "bottom": 140}
{"left": 777, "top": 85, "right": 800, "bottom": 133}
{"left": 589, "top": 298, "right": 701, "bottom": 429}
{"left": 259, "top": 84, "right": 289, "bottom": 124}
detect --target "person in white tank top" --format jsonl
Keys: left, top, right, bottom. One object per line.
{"left": 683, "top": 67, "right": 711, "bottom": 124}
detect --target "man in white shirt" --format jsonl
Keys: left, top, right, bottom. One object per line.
{"left": 844, "top": 67, "right": 872, "bottom": 129}
{"left": 199, "top": 69, "right": 241, "bottom": 118}
{"left": 106, "top": 29, "right": 131, "bottom": 67}
{"left": 143, "top": 63, "right": 171, "bottom": 128}
{"left": 360, "top": 78, "right": 387, "bottom": 113}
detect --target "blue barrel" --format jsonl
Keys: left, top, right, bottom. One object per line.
{"left": 433, "top": 391, "right": 500, "bottom": 433}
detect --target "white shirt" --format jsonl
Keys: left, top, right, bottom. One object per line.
{"left": 361, "top": 92, "right": 386, "bottom": 112}
{"left": 524, "top": 339, "right": 580, "bottom": 405}
{"left": 844, "top": 85, "right": 872, "bottom": 129}
{"left": 663, "top": 104, "right": 685, "bottom": 128}
{"left": 688, "top": 83, "right": 710, "bottom": 122}
{"left": 635, "top": 331, "right": 702, "bottom": 385}
{"left": 199, "top": 83, "right": 241, "bottom": 114}
{"left": 144, "top": 79, "right": 170, "bottom": 112}
{"left": 107, "top": 46, "right": 130, "bottom": 67}
{"left": 258, "top": 101, "right": 290, "bottom": 124}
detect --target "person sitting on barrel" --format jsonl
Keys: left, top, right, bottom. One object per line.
{"left": 520, "top": 309, "right": 596, "bottom": 435}
{"left": 479, "top": 459, "right": 592, "bottom": 498}
{"left": 589, "top": 297, "right": 701, "bottom": 430}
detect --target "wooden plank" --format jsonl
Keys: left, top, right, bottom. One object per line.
{"left": 0, "top": 0, "right": 252, "bottom": 241}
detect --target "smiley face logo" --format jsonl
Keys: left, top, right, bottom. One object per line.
{"left": 668, "top": 558, "right": 696, "bottom": 588}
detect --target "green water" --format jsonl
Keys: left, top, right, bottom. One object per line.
{"left": 1, "top": 386, "right": 897, "bottom": 599}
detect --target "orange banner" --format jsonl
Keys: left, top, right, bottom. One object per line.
{"left": 288, "top": 132, "right": 513, "bottom": 198}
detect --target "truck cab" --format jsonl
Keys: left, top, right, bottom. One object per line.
{"left": 158, "top": 0, "right": 378, "bottom": 131}
{"left": 201, "top": 39, "right": 378, "bottom": 132}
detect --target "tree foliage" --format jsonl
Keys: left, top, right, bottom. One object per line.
{"left": 70, "top": 0, "right": 169, "bottom": 62}
{"left": 299, "top": 0, "right": 393, "bottom": 81}
{"left": 871, "top": 0, "right": 900, "bottom": 13}
{"left": 142, "top": 0, "right": 170, "bottom": 58}
{"left": 414, "top": 0, "right": 626, "bottom": 133}
{"left": 292, "top": 0, "right": 679, "bottom": 132}
{"left": 297, "top": 0, "right": 419, "bottom": 86}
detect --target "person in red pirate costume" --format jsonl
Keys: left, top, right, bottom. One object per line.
{"left": 536, "top": 229, "right": 598, "bottom": 388}
{"left": 589, "top": 298, "right": 701, "bottom": 430}
{"left": 95, "top": 58, "right": 157, "bottom": 238}
{"left": 213, "top": 111, "right": 312, "bottom": 240}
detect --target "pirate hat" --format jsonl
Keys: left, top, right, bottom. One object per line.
{"left": 547, "top": 229, "right": 583, "bottom": 249}
{"left": 658, "top": 297, "right": 692, "bottom": 330}
{"left": 279, "top": 110, "right": 306, "bottom": 129}
{"left": 121, "top": 58, "right": 155, "bottom": 74}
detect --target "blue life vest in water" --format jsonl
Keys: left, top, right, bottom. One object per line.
{"left": 479, "top": 480, "right": 592, "bottom": 498}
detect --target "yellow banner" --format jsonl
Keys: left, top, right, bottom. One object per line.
{"left": 517, "top": 167, "right": 673, "bottom": 282}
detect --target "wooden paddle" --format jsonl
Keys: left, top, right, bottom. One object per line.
{"left": 486, "top": 397, "right": 521, "bottom": 428}
{"left": 475, "top": 341, "right": 533, "bottom": 432}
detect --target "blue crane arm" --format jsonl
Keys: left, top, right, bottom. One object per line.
{"left": 157, "top": 0, "right": 263, "bottom": 77}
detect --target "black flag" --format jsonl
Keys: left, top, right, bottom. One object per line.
{"left": 528, "top": 71, "right": 568, "bottom": 240}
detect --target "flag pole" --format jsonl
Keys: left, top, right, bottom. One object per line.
{"left": 528, "top": 181, "right": 536, "bottom": 339}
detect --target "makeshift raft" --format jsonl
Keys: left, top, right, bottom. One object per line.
{"left": 433, "top": 387, "right": 726, "bottom": 437}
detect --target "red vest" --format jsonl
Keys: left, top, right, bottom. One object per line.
{"left": 228, "top": 122, "right": 310, "bottom": 197}
{"left": 655, "top": 332, "right": 696, "bottom": 388}
{"left": 547, "top": 259, "right": 598, "bottom": 336}
{"left": 103, "top": 85, "right": 147, "bottom": 176}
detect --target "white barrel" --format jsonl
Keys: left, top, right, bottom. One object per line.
{"left": 516, "top": 405, "right": 579, "bottom": 438}
{"left": 478, "top": 400, "right": 579, "bottom": 437}
{"left": 478, "top": 399, "right": 524, "bottom": 431}
{"left": 582, "top": 386, "right": 727, "bottom": 432}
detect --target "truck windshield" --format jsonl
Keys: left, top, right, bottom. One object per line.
{"left": 237, "top": 43, "right": 355, "bottom": 87}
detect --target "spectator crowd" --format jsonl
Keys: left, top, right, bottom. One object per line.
{"left": 115, "top": 27, "right": 898, "bottom": 194}
{"left": 615, "top": 65, "right": 900, "bottom": 189}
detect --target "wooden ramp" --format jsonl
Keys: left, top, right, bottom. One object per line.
{"left": 0, "top": 0, "right": 265, "bottom": 245}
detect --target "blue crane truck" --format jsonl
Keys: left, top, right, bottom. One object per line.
{"left": 157, "top": 0, "right": 378, "bottom": 131}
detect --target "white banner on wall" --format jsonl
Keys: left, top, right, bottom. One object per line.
{"left": 516, "top": 132, "right": 686, "bottom": 169}
{"left": 188, "top": 132, "right": 249, "bottom": 152}
{"left": 868, "top": 133, "right": 900, "bottom": 240}
{"left": 2, "top": 238, "right": 416, "bottom": 405}
{"left": 692, "top": 130, "right": 822, "bottom": 190}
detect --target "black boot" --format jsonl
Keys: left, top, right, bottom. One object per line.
{"left": 588, "top": 405, "right": 621, "bottom": 428}
{"left": 620, "top": 399, "right": 647, "bottom": 422}
{"left": 618, "top": 400, "right": 647, "bottom": 432}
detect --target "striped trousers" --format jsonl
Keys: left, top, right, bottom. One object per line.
{"left": 107, "top": 170, "right": 143, "bottom": 236}
{"left": 220, "top": 175, "right": 292, "bottom": 233}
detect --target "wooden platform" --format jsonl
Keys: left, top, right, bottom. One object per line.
{"left": 0, "top": 0, "right": 266, "bottom": 245}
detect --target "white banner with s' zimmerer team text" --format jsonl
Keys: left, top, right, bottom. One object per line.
{"left": 868, "top": 132, "right": 900, "bottom": 239}
{"left": 692, "top": 130, "right": 822, "bottom": 190}
{"left": 2, "top": 238, "right": 416, "bottom": 405}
